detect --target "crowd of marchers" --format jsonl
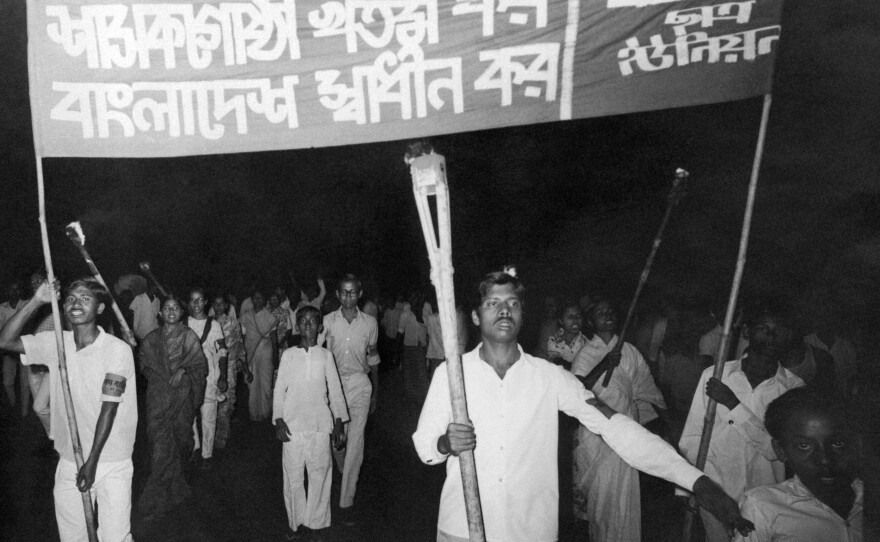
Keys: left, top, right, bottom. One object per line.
{"left": 0, "top": 267, "right": 875, "bottom": 542}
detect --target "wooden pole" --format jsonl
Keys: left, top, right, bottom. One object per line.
{"left": 65, "top": 222, "right": 137, "bottom": 348}
{"left": 139, "top": 262, "right": 169, "bottom": 297}
{"left": 408, "top": 151, "right": 486, "bottom": 542}
{"left": 681, "top": 94, "right": 773, "bottom": 542}
{"left": 35, "top": 157, "right": 100, "bottom": 542}
{"left": 598, "top": 169, "right": 689, "bottom": 387}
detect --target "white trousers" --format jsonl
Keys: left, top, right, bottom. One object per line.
{"left": 283, "top": 433, "right": 332, "bottom": 531}
{"left": 54, "top": 458, "right": 133, "bottom": 542}
{"left": 334, "top": 373, "right": 371, "bottom": 508}
{"left": 193, "top": 392, "right": 218, "bottom": 459}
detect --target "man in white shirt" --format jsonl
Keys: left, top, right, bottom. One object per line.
{"left": 187, "top": 288, "right": 228, "bottom": 468}
{"left": 129, "top": 283, "right": 160, "bottom": 341}
{"left": 413, "top": 270, "right": 752, "bottom": 542}
{"left": 322, "top": 274, "right": 379, "bottom": 518}
{"left": 679, "top": 307, "right": 804, "bottom": 542}
{"left": 0, "top": 278, "right": 137, "bottom": 542}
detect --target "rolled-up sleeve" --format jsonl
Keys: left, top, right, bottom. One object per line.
{"left": 102, "top": 342, "right": 135, "bottom": 403}
{"left": 412, "top": 361, "right": 452, "bottom": 465}
{"left": 20, "top": 332, "right": 58, "bottom": 368}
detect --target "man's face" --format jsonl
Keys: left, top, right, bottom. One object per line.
{"left": 336, "top": 281, "right": 361, "bottom": 310}
{"left": 162, "top": 299, "right": 183, "bottom": 324}
{"left": 774, "top": 410, "right": 855, "bottom": 497}
{"left": 472, "top": 283, "right": 523, "bottom": 344}
{"left": 296, "top": 313, "right": 321, "bottom": 345}
{"left": 63, "top": 285, "right": 105, "bottom": 326}
{"left": 560, "top": 306, "right": 583, "bottom": 335}
{"left": 211, "top": 297, "right": 227, "bottom": 317}
{"left": 747, "top": 315, "right": 786, "bottom": 359}
{"left": 588, "top": 301, "right": 617, "bottom": 334}
{"left": 188, "top": 292, "right": 206, "bottom": 316}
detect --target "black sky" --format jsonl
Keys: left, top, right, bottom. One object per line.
{"left": 1, "top": 0, "right": 878, "bottom": 334}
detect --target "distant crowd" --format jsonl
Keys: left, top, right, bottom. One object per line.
{"left": 0, "top": 266, "right": 876, "bottom": 542}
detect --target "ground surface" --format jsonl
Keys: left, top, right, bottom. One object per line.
{"left": 1, "top": 366, "right": 688, "bottom": 542}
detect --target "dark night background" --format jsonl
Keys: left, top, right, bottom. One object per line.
{"left": 0, "top": 0, "right": 878, "bottom": 337}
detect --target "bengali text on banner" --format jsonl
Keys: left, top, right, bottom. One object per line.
{"left": 27, "top": 0, "right": 784, "bottom": 157}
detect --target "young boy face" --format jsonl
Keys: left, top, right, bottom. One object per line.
{"left": 63, "top": 285, "right": 105, "bottom": 326}
{"left": 296, "top": 313, "right": 321, "bottom": 346}
{"left": 774, "top": 409, "right": 856, "bottom": 497}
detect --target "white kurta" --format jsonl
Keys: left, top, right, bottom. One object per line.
{"left": 569, "top": 336, "right": 667, "bottom": 542}
{"left": 413, "top": 345, "right": 703, "bottom": 542}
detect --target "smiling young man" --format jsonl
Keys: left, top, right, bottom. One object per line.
{"left": 0, "top": 278, "right": 137, "bottom": 542}
{"left": 413, "top": 270, "right": 752, "bottom": 542}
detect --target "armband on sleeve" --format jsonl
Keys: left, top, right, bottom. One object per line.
{"left": 102, "top": 373, "right": 127, "bottom": 402}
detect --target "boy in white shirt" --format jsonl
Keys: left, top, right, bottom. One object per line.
{"left": 735, "top": 388, "right": 864, "bottom": 542}
{"left": 274, "top": 306, "right": 348, "bottom": 541}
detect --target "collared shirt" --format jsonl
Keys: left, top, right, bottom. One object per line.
{"left": 413, "top": 345, "right": 703, "bottom": 542}
{"left": 322, "top": 308, "right": 379, "bottom": 377}
{"left": 129, "top": 293, "right": 160, "bottom": 340}
{"left": 21, "top": 329, "right": 137, "bottom": 462}
{"left": 679, "top": 358, "right": 804, "bottom": 499}
{"left": 735, "top": 477, "right": 863, "bottom": 542}
{"left": 272, "top": 346, "right": 349, "bottom": 434}
{"left": 187, "top": 317, "right": 227, "bottom": 399}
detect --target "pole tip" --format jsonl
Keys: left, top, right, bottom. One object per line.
{"left": 65, "top": 221, "right": 85, "bottom": 245}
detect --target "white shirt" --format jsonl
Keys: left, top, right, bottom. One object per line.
{"left": 322, "top": 308, "right": 379, "bottom": 376}
{"left": 425, "top": 312, "right": 444, "bottom": 359}
{"left": 272, "top": 346, "right": 349, "bottom": 434}
{"left": 413, "top": 345, "right": 703, "bottom": 542}
{"left": 129, "top": 293, "right": 159, "bottom": 340}
{"left": 398, "top": 304, "right": 427, "bottom": 346}
{"left": 187, "top": 317, "right": 227, "bottom": 400}
{"left": 679, "top": 358, "right": 804, "bottom": 499}
{"left": 735, "top": 477, "right": 863, "bottom": 542}
{"left": 21, "top": 329, "right": 137, "bottom": 462}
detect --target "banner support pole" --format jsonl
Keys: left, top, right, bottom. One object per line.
{"left": 35, "top": 155, "right": 100, "bottom": 542}
{"left": 681, "top": 93, "right": 773, "bottom": 542}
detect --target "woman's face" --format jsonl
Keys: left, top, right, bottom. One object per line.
{"left": 252, "top": 292, "right": 265, "bottom": 312}
{"left": 560, "top": 306, "right": 583, "bottom": 335}
{"left": 162, "top": 299, "right": 183, "bottom": 325}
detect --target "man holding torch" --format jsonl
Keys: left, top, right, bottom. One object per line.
{"left": 0, "top": 278, "right": 137, "bottom": 542}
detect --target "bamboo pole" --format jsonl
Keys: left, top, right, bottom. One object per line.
{"left": 139, "top": 261, "right": 169, "bottom": 297}
{"left": 681, "top": 94, "right": 773, "bottom": 542}
{"left": 35, "top": 157, "right": 99, "bottom": 542}
{"left": 408, "top": 150, "right": 486, "bottom": 542}
{"left": 596, "top": 169, "right": 689, "bottom": 387}
{"left": 65, "top": 222, "right": 137, "bottom": 348}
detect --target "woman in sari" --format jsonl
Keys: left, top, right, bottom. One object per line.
{"left": 239, "top": 290, "right": 278, "bottom": 421}
{"left": 138, "top": 295, "right": 207, "bottom": 519}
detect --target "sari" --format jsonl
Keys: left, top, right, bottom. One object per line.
{"left": 137, "top": 324, "right": 207, "bottom": 517}
{"left": 240, "top": 308, "right": 277, "bottom": 421}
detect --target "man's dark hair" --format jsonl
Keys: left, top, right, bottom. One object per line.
{"left": 477, "top": 271, "right": 525, "bottom": 303}
{"left": 296, "top": 306, "right": 322, "bottom": 326}
{"left": 337, "top": 274, "right": 362, "bottom": 292}
{"left": 765, "top": 387, "right": 850, "bottom": 441}
{"left": 65, "top": 278, "right": 110, "bottom": 305}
